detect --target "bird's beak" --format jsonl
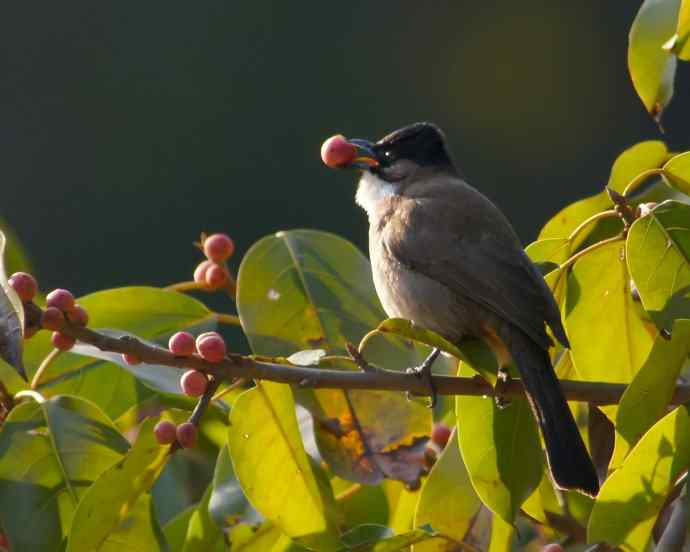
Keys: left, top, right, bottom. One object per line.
{"left": 348, "top": 139, "right": 380, "bottom": 170}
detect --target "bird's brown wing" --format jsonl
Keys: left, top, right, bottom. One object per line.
{"left": 383, "top": 185, "right": 568, "bottom": 350}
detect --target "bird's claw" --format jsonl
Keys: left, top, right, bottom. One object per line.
{"left": 494, "top": 367, "right": 512, "bottom": 409}
{"left": 405, "top": 348, "right": 440, "bottom": 408}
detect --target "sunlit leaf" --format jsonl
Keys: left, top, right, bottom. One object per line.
{"left": 565, "top": 240, "right": 656, "bottom": 383}
{"left": 25, "top": 287, "right": 215, "bottom": 419}
{"left": 626, "top": 201, "right": 690, "bottom": 332}
{"left": 521, "top": 470, "right": 563, "bottom": 525}
{"left": 66, "top": 412, "right": 185, "bottom": 552}
{"left": 488, "top": 515, "right": 514, "bottom": 552}
{"left": 0, "top": 395, "right": 129, "bottom": 550}
{"left": 236, "top": 230, "right": 431, "bottom": 487}
{"left": 628, "top": 0, "right": 679, "bottom": 118}
{"left": 676, "top": 0, "right": 690, "bottom": 58}
{"left": 183, "top": 484, "right": 225, "bottom": 552}
{"left": 227, "top": 381, "right": 340, "bottom": 551}
{"left": 413, "top": 432, "right": 481, "bottom": 551}
{"left": 538, "top": 141, "right": 668, "bottom": 242}
{"left": 0, "top": 220, "right": 33, "bottom": 276}
{"left": 96, "top": 494, "right": 168, "bottom": 552}
{"left": 456, "top": 361, "right": 543, "bottom": 524}
{"left": 0, "top": 230, "right": 26, "bottom": 379}
{"left": 383, "top": 480, "right": 421, "bottom": 534}
{"left": 612, "top": 320, "right": 690, "bottom": 468}
{"left": 588, "top": 405, "right": 690, "bottom": 550}
{"left": 663, "top": 151, "right": 690, "bottom": 195}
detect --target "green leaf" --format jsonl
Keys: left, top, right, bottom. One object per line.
{"left": 455, "top": 361, "right": 543, "bottom": 524}
{"left": 209, "top": 445, "right": 257, "bottom": 529}
{"left": 96, "top": 494, "right": 169, "bottom": 552}
{"left": 25, "top": 287, "right": 215, "bottom": 419}
{"left": 339, "top": 524, "right": 439, "bottom": 551}
{"left": 0, "top": 230, "right": 26, "bottom": 379}
{"left": 676, "top": 0, "right": 690, "bottom": 59}
{"left": 628, "top": 0, "right": 680, "bottom": 118}
{"left": 0, "top": 395, "right": 130, "bottom": 550}
{"left": 164, "top": 506, "right": 196, "bottom": 552}
{"left": 565, "top": 240, "right": 656, "bottom": 382}
{"left": 488, "top": 515, "right": 514, "bottom": 552}
{"left": 588, "top": 405, "right": 690, "bottom": 550}
{"left": 521, "top": 471, "right": 564, "bottom": 524}
{"left": 626, "top": 201, "right": 690, "bottom": 332}
{"left": 538, "top": 141, "right": 668, "bottom": 242}
{"left": 663, "top": 151, "right": 690, "bottom": 195}
{"left": 413, "top": 432, "right": 481, "bottom": 550}
{"left": 236, "top": 230, "right": 431, "bottom": 487}
{"left": 612, "top": 320, "right": 690, "bottom": 468}
{"left": 227, "top": 381, "right": 340, "bottom": 551}
{"left": 183, "top": 484, "right": 225, "bottom": 552}
{"left": 0, "top": 219, "right": 33, "bottom": 276}
{"left": 66, "top": 413, "right": 184, "bottom": 552}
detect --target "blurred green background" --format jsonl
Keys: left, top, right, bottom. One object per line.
{"left": 2, "top": 1, "right": 688, "bottom": 295}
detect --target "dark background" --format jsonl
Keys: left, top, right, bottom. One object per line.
{"left": 2, "top": 2, "right": 688, "bottom": 295}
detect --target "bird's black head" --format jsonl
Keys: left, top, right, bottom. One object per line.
{"left": 349, "top": 122, "right": 455, "bottom": 182}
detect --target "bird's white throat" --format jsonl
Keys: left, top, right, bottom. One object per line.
{"left": 355, "top": 172, "right": 398, "bottom": 219}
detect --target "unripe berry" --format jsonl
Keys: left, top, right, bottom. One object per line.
{"left": 176, "top": 422, "right": 198, "bottom": 448}
{"left": 122, "top": 353, "right": 142, "bottom": 365}
{"left": 67, "top": 304, "right": 89, "bottom": 326}
{"left": 541, "top": 545, "right": 564, "bottom": 552}
{"left": 168, "top": 331, "right": 195, "bottom": 356}
{"left": 52, "top": 331, "right": 76, "bottom": 351}
{"left": 46, "top": 288, "right": 75, "bottom": 311}
{"left": 196, "top": 332, "right": 226, "bottom": 363}
{"left": 203, "top": 233, "right": 235, "bottom": 262}
{"left": 180, "top": 370, "right": 208, "bottom": 397}
{"left": 154, "top": 420, "right": 177, "bottom": 445}
{"left": 8, "top": 272, "right": 38, "bottom": 302}
{"left": 431, "top": 423, "right": 452, "bottom": 449}
{"left": 193, "top": 260, "right": 214, "bottom": 285}
{"left": 321, "top": 134, "right": 357, "bottom": 168}
{"left": 205, "top": 264, "right": 229, "bottom": 289}
{"left": 42, "top": 306, "right": 65, "bottom": 331}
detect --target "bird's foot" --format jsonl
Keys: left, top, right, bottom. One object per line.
{"left": 494, "top": 367, "right": 512, "bottom": 409}
{"left": 406, "top": 348, "right": 440, "bottom": 408}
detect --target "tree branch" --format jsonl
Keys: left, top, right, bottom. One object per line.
{"left": 42, "top": 320, "right": 690, "bottom": 406}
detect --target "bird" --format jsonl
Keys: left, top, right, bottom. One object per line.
{"left": 332, "top": 122, "right": 599, "bottom": 496}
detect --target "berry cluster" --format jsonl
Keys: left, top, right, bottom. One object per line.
{"left": 192, "top": 233, "right": 235, "bottom": 290}
{"left": 7, "top": 272, "right": 89, "bottom": 351}
{"left": 121, "top": 330, "right": 227, "bottom": 368}
{"left": 154, "top": 419, "right": 198, "bottom": 448}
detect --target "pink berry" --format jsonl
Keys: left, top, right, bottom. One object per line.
{"left": 122, "top": 353, "right": 142, "bottom": 365}
{"left": 193, "top": 260, "right": 214, "bottom": 285}
{"left": 154, "top": 420, "right": 177, "bottom": 445}
{"left": 67, "top": 304, "right": 89, "bottom": 326}
{"left": 8, "top": 272, "right": 38, "bottom": 302}
{"left": 205, "top": 264, "right": 229, "bottom": 289}
{"left": 542, "top": 545, "right": 564, "bottom": 552}
{"left": 41, "top": 307, "right": 65, "bottom": 331}
{"left": 431, "top": 423, "right": 452, "bottom": 448}
{"left": 168, "top": 331, "right": 195, "bottom": 356}
{"left": 196, "top": 332, "right": 226, "bottom": 363}
{"left": 52, "top": 331, "right": 76, "bottom": 351}
{"left": 176, "top": 422, "right": 198, "bottom": 448}
{"left": 203, "top": 233, "right": 235, "bottom": 262}
{"left": 46, "top": 288, "right": 75, "bottom": 311}
{"left": 321, "top": 134, "right": 357, "bottom": 168}
{"left": 180, "top": 370, "right": 208, "bottom": 397}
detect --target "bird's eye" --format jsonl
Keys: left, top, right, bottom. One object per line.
{"left": 382, "top": 150, "right": 395, "bottom": 160}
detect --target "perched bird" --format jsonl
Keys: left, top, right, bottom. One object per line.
{"left": 325, "top": 122, "right": 599, "bottom": 496}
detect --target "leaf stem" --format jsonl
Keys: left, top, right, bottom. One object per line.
{"left": 31, "top": 349, "right": 62, "bottom": 389}
{"left": 559, "top": 235, "right": 625, "bottom": 272}
{"left": 164, "top": 281, "right": 206, "bottom": 293}
{"left": 335, "top": 483, "right": 362, "bottom": 502}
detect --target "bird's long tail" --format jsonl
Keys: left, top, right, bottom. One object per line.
{"left": 500, "top": 326, "right": 600, "bottom": 496}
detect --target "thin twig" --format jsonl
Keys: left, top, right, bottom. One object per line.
{"left": 35, "top": 318, "right": 690, "bottom": 406}
{"left": 559, "top": 235, "right": 625, "bottom": 272}
{"left": 215, "top": 313, "right": 242, "bottom": 327}
{"left": 31, "top": 349, "right": 62, "bottom": 389}
{"left": 622, "top": 168, "right": 665, "bottom": 198}
{"left": 164, "top": 281, "right": 206, "bottom": 293}
{"left": 346, "top": 342, "right": 378, "bottom": 373}
{"left": 567, "top": 210, "right": 619, "bottom": 243}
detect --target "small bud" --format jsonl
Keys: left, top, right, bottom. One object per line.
{"left": 52, "top": 331, "right": 76, "bottom": 351}
{"left": 176, "top": 422, "right": 198, "bottom": 448}
{"left": 168, "top": 331, "right": 195, "bottom": 356}
{"left": 431, "top": 423, "right": 452, "bottom": 449}
{"left": 203, "top": 233, "right": 235, "bottom": 263}
{"left": 154, "top": 420, "right": 177, "bottom": 445}
{"left": 42, "top": 307, "right": 65, "bottom": 331}
{"left": 180, "top": 370, "right": 208, "bottom": 397}
{"left": 46, "top": 288, "right": 75, "bottom": 312}
{"left": 8, "top": 272, "right": 38, "bottom": 302}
